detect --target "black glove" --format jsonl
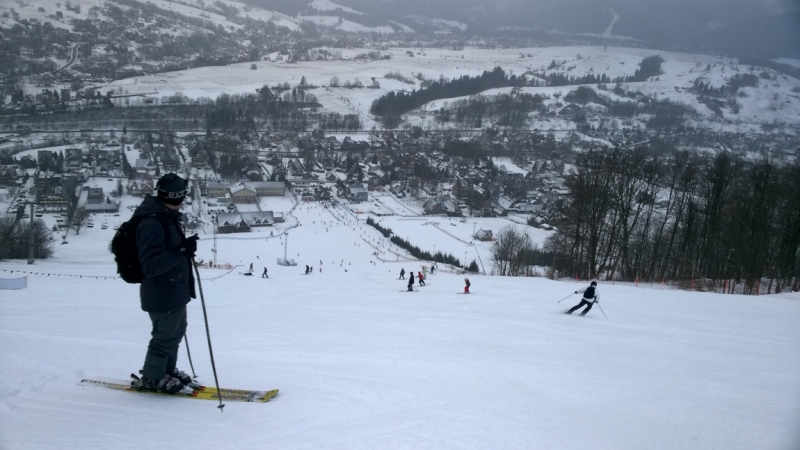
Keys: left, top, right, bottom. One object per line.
{"left": 180, "top": 234, "right": 199, "bottom": 257}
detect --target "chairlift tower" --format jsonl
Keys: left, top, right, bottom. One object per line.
{"left": 212, "top": 216, "right": 217, "bottom": 266}
{"left": 277, "top": 232, "right": 297, "bottom": 266}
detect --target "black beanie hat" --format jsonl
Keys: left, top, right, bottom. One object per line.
{"left": 591, "top": 281, "right": 597, "bottom": 286}
{"left": 156, "top": 173, "right": 188, "bottom": 206}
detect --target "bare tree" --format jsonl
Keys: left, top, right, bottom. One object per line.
{"left": 0, "top": 218, "right": 54, "bottom": 260}
{"left": 71, "top": 207, "right": 88, "bottom": 235}
{"left": 491, "top": 225, "right": 532, "bottom": 276}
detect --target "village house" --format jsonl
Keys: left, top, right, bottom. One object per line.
{"left": 474, "top": 229, "right": 493, "bottom": 241}
{"left": 215, "top": 213, "right": 251, "bottom": 233}
{"left": 65, "top": 148, "right": 83, "bottom": 172}
{"left": 0, "top": 165, "right": 22, "bottom": 185}
{"left": 349, "top": 185, "right": 368, "bottom": 202}
{"left": 127, "top": 177, "right": 154, "bottom": 197}
{"left": 249, "top": 181, "right": 286, "bottom": 196}
{"left": 134, "top": 158, "right": 157, "bottom": 176}
{"left": 205, "top": 182, "right": 230, "bottom": 198}
{"left": 230, "top": 182, "right": 257, "bottom": 204}
{"left": 82, "top": 187, "right": 120, "bottom": 213}
{"left": 239, "top": 211, "right": 275, "bottom": 227}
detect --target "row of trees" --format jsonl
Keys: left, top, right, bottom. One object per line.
{"left": 544, "top": 147, "right": 800, "bottom": 294}
{"left": 370, "top": 67, "right": 527, "bottom": 117}
{"left": 365, "top": 217, "right": 469, "bottom": 269}
{"left": 370, "top": 56, "right": 665, "bottom": 119}
{"left": 435, "top": 91, "right": 547, "bottom": 128}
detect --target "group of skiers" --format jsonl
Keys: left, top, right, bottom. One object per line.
{"left": 403, "top": 269, "right": 427, "bottom": 291}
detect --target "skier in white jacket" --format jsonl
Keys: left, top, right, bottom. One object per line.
{"left": 566, "top": 281, "right": 599, "bottom": 316}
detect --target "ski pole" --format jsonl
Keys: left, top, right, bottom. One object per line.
{"left": 595, "top": 302, "right": 609, "bottom": 320}
{"left": 558, "top": 292, "right": 575, "bottom": 303}
{"left": 192, "top": 259, "right": 225, "bottom": 412}
{"left": 183, "top": 333, "right": 197, "bottom": 378}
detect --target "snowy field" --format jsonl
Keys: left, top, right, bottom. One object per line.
{"left": 101, "top": 45, "right": 800, "bottom": 134}
{"left": 1, "top": 200, "right": 800, "bottom": 450}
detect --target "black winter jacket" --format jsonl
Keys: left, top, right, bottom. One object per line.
{"left": 133, "top": 195, "right": 196, "bottom": 313}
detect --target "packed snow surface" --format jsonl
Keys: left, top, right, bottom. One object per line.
{"left": 1, "top": 200, "right": 800, "bottom": 450}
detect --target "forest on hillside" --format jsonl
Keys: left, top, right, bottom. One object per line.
{"left": 544, "top": 147, "right": 800, "bottom": 293}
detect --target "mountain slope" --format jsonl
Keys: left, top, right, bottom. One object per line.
{"left": 1, "top": 199, "right": 800, "bottom": 449}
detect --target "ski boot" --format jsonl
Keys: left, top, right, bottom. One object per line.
{"left": 130, "top": 372, "right": 189, "bottom": 394}
{"left": 169, "top": 367, "right": 202, "bottom": 390}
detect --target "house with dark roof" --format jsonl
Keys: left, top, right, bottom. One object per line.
{"left": 127, "top": 178, "right": 154, "bottom": 197}
{"left": 349, "top": 185, "right": 368, "bottom": 202}
{"left": 0, "top": 165, "right": 22, "bottom": 185}
{"left": 474, "top": 229, "right": 493, "bottom": 241}
{"left": 240, "top": 211, "right": 275, "bottom": 227}
{"left": 135, "top": 158, "right": 157, "bottom": 176}
{"left": 215, "top": 213, "right": 251, "bottom": 233}
{"left": 65, "top": 148, "right": 83, "bottom": 172}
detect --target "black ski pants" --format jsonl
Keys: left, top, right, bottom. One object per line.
{"left": 567, "top": 299, "right": 594, "bottom": 316}
{"left": 142, "top": 307, "right": 187, "bottom": 381}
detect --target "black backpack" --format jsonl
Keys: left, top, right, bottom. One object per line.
{"left": 111, "top": 215, "right": 169, "bottom": 283}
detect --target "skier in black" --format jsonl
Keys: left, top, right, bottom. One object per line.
{"left": 130, "top": 173, "right": 197, "bottom": 394}
{"left": 566, "top": 281, "right": 599, "bottom": 316}
{"left": 407, "top": 272, "right": 415, "bottom": 291}
{"left": 262, "top": 267, "right": 268, "bottom": 278}
{"left": 399, "top": 268, "right": 405, "bottom": 280}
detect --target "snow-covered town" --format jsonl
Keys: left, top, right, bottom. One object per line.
{"left": 1, "top": 0, "right": 800, "bottom": 448}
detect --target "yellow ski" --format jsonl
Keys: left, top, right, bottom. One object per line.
{"left": 81, "top": 379, "right": 279, "bottom": 403}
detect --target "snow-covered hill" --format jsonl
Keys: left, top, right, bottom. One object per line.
{"left": 1, "top": 199, "right": 799, "bottom": 449}
{"left": 104, "top": 45, "right": 800, "bottom": 134}
{"left": 0, "top": 0, "right": 303, "bottom": 32}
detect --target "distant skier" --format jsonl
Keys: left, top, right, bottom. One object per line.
{"left": 407, "top": 272, "right": 415, "bottom": 291}
{"left": 399, "top": 268, "right": 405, "bottom": 280}
{"left": 305, "top": 265, "right": 310, "bottom": 274}
{"left": 417, "top": 271, "right": 425, "bottom": 286}
{"left": 262, "top": 267, "right": 268, "bottom": 278}
{"left": 464, "top": 277, "right": 470, "bottom": 294}
{"left": 430, "top": 263, "right": 436, "bottom": 274}
{"left": 566, "top": 281, "right": 599, "bottom": 316}
{"left": 249, "top": 263, "right": 253, "bottom": 273}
